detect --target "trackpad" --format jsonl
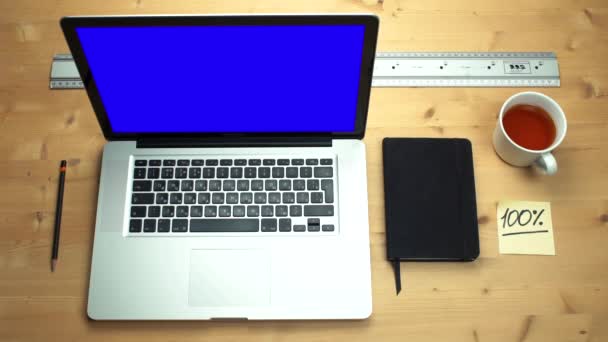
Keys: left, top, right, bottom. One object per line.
{"left": 189, "top": 249, "right": 271, "bottom": 307}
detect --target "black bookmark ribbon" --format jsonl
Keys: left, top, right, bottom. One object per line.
{"left": 392, "top": 259, "right": 401, "bottom": 295}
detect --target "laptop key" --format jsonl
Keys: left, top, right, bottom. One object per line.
{"left": 282, "top": 192, "right": 295, "bottom": 204}
{"left": 181, "top": 180, "right": 193, "bottom": 191}
{"left": 240, "top": 192, "right": 253, "bottom": 204}
{"left": 233, "top": 205, "right": 246, "bottom": 217}
{"left": 153, "top": 180, "right": 166, "bottom": 191}
{"left": 134, "top": 168, "right": 146, "bottom": 179}
{"left": 321, "top": 179, "right": 334, "bottom": 203}
{"left": 226, "top": 192, "right": 239, "bottom": 204}
{"left": 279, "top": 180, "right": 291, "bottom": 191}
{"left": 306, "top": 159, "right": 318, "bottom": 165}
{"left": 175, "top": 205, "right": 189, "bottom": 217}
{"left": 204, "top": 206, "right": 217, "bottom": 217}
{"left": 272, "top": 167, "right": 284, "bottom": 178}
{"left": 195, "top": 180, "right": 208, "bottom": 191}
{"left": 219, "top": 206, "right": 231, "bottom": 217}
{"left": 203, "top": 167, "right": 215, "bottom": 178}
{"left": 132, "top": 193, "right": 154, "bottom": 204}
{"left": 175, "top": 167, "right": 188, "bottom": 179}
{"left": 237, "top": 180, "right": 249, "bottom": 191}
{"left": 133, "top": 180, "right": 152, "bottom": 192}
{"left": 143, "top": 219, "right": 156, "bottom": 233}
{"left": 289, "top": 205, "right": 303, "bottom": 217}
{"left": 293, "top": 179, "right": 305, "bottom": 191}
{"left": 230, "top": 167, "right": 243, "bottom": 178}
{"left": 184, "top": 193, "right": 196, "bottom": 204}
{"left": 220, "top": 159, "right": 232, "bottom": 166}
{"left": 304, "top": 205, "right": 334, "bottom": 217}
{"left": 161, "top": 168, "right": 174, "bottom": 179}
{"left": 234, "top": 159, "right": 247, "bottom": 166}
{"left": 205, "top": 159, "right": 218, "bottom": 166}
{"left": 178, "top": 160, "right": 190, "bottom": 166}
{"left": 223, "top": 180, "right": 235, "bottom": 191}
{"left": 314, "top": 167, "right": 333, "bottom": 178}
{"left": 149, "top": 160, "right": 161, "bottom": 166}
{"left": 251, "top": 180, "right": 264, "bottom": 191}
{"left": 172, "top": 219, "right": 188, "bottom": 232}
{"left": 291, "top": 159, "right": 304, "bottom": 165}
{"left": 212, "top": 193, "right": 225, "bottom": 204}
{"left": 300, "top": 167, "right": 312, "bottom": 178}
{"left": 248, "top": 159, "right": 261, "bottom": 166}
{"left": 277, "top": 159, "right": 290, "bottom": 165}
{"left": 261, "top": 218, "right": 277, "bottom": 232}
{"left": 320, "top": 159, "right": 333, "bottom": 165}
{"left": 162, "top": 206, "right": 175, "bottom": 217}
{"left": 263, "top": 159, "right": 275, "bottom": 166}
{"left": 170, "top": 193, "right": 182, "bottom": 204}
{"left": 217, "top": 167, "right": 229, "bottom": 178}
{"left": 311, "top": 192, "right": 323, "bottom": 203}
{"left": 147, "top": 168, "right": 160, "bottom": 179}
{"left": 276, "top": 205, "right": 288, "bottom": 217}
{"left": 189, "top": 167, "right": 201, "bottom": 179}
{"left": 286, "top": 167, "right": 298, "bottom": 178}
{"left": 261, "top": 205, "right": 274, "bottom": 217}
{"left": 130, "top": 206, "right": 146, "bottom": 217}
{"left": 156, "top": 193, "right": 168, "bottom": 204}
{"left": 322, "top": 224, "right": 335, "bottom": 232}
{"left": 167, "top": 180, "right": 180, "bottom": 192}
{"left": 129, "top": 219, "right": 142, "bottom": 232}
{"left": 296, "top": 192, "right": 309, "bottom": 204}
{"left": 190, "top": 219, "right": 259, "bottom": 232}
{"left": 258, "top": 167, "right": 271, "bottom": 178}
{"left": 209, "top": 180, "right": 222, "bottom": 191}
{"left": 247, "top": 205, "right": 260, "bottom": 217}
{"left": 254, "top": 193, "right": 267, "bottom": 204}
{"left": 279, "top": 218, "right": 292, "bottom": 232}
{"left": 163, "top": 160, "right": 176, "bottom": 166}
{"left": 293, "top": 224, "right": 306, "bottom": 232}
{"left": 244, "top": 167, "right": 257, "bottom": 178}
{"left": 269, "top": 192, "right": 281, "bottom": 204}
{"left": 148, "top": 206, "right": 161, "bottom": 217}
{"left": 135, "top": 160, "right": 147, "bottom": 166}
{"left": 198, "top": 193, "right": 210, "bottom": 204}
{"left": 190, "top": 206, "right": 203, "bottom": 217}
{"left": 307, "top": 179, "right": 319, "bottom": 191}
{"left": 192, "top": 159, "right": 204, "bottom": 166}
{"left": 265, "top": 180, "right": 277, "bottom": 191}
{"left": 157, "top": 219, "right": 170, "bottom": 232}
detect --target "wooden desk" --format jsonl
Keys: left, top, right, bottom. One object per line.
{"left": 1, "top": 1, "right": 606, "bottom": 341}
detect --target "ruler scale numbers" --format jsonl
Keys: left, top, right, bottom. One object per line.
{"left": 49, "top": 52, "right": 560, "bottom": 89}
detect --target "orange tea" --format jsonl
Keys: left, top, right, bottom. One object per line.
{"left": 502, "top": 104, "right": 556, "bottom": 150}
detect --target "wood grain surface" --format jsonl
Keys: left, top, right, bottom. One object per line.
{"left": 1, "top": 0, "right": 607, "bottom": 341}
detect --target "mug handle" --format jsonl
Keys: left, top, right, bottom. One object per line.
{"left": 533, "top": 153, "right": 558, "bottom": 175}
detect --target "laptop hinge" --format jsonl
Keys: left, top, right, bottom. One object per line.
{"left": 136, "top": 137, "right": 332, "bottom": 148}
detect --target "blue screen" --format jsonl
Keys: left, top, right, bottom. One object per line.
{"left": 76, "top": 25, "right": 365, "bottom": 133}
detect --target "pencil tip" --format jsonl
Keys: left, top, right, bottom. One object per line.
{"left": 51, "top": 259, "right": 57, "bottom": 272}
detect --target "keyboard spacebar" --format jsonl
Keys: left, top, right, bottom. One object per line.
{"left": 190, "top": 219, "right": 259, "bottom": 232}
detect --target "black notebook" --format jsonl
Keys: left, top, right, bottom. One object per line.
{"left": 383, "top": 138, "right": 480, "bottom": 294}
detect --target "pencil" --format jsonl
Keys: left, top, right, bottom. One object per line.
{"left": 51, "top": 160, "right": 67, "bottom": 272}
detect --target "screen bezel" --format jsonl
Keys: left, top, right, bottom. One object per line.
{"left": 60, "top": 15, "right": 378, "bottom": 141}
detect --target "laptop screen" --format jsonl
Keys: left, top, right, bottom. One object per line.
{"left": 75, "top": 24, "right": 366, "bottom": 134}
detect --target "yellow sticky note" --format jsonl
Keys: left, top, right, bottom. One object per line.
{"left": 497, "top": 201, "right": 555, "bottom": 255}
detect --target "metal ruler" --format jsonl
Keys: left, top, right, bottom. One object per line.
{"left": 49, "top": 51, "right": 560, "bottom": 89}
{"left": 372, "top": 52, "right": 560, "bottom": 87}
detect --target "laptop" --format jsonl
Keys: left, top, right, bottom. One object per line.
{"left": 61, "top": 14, "right": 378, "bottom": 320}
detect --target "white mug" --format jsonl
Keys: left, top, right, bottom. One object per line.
{"left": 493, "top": 92, "right": 567, "bottom": 175}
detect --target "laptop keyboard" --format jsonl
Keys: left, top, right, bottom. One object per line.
{"left": 128, "top": 157, "right": 338, "bottom": 234}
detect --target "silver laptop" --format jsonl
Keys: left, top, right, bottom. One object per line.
{"left": 61, "top": 14, "right": 378, "bottom": 320}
